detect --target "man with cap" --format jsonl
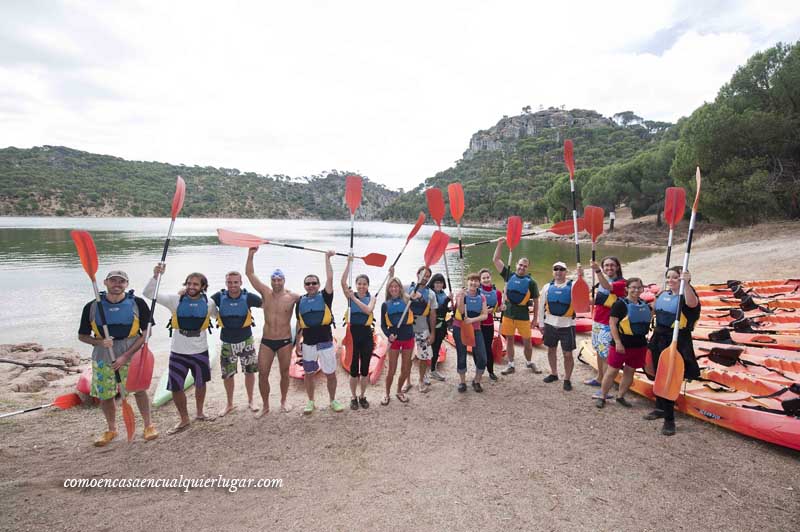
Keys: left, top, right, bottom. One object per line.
{"left": 246, "top": 248, "right": 300, "bottom": 416}
{"left": 537, "top": 261, "right": 585, "bottom": 391}
{"left": 78, "top": 270, "right": 158, "bottom": 446}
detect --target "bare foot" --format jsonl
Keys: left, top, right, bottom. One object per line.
{"left": 255, "top": 406, "right": 270, "bottom": 419}
{"left": 280, "top": 403, "right": 292, "bottom": 413}
{"left": 401, "top": 383, "right": 412, "bottom": 393}
{"left": 249, "top": 402, "right": 260, "bottom": 412}
{"left": 167, "top": 422, "right": 190, "bottom": 435}
{"left": 218, "top": 404, "right": 237, "bottom": 418}
{"left": 194, "top": 413, "right": 216, "bottom": 422}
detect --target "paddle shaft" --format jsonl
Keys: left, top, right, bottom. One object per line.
{"left": 395, "top": 269, "right": 426, "bottom": 335}
{"left": 268, "top": 240, "right": 365, "bottom": 261}
{"left": 375, "top": 240, "right": 411, "bottom": 296}
{"left": 143, "top": 217, "right": 176, "bottom": 344}
{"left": 0, "top": 403, "right": 56, "bottom": 419}
{"left": 591, "top": 243, "right": 596, "bottom": 301}
{"left": 664, "top": 227, "right": 675, "bottom": 290}
{"left": 436, "top": 222, "right": 454, "bottom": 299}
{"left": 91, "top": 282, "right": 129, "bottom": 402}
{"left": 670, "top": 206, "right": 698, "bottom": 345}
{"left": 570, "top": 177, "right": 581, "bottom": 266}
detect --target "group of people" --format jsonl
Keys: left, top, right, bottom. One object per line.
{"left": 79, "top": 238, "right": 700, "bottom": 445}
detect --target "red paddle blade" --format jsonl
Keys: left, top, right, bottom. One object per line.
{"left": 572, "top": 278, "right": 591, "bottom": 314}
{"left": 564, "top": 139, "right": 575, "bottom": 179}
{"left": 53, "top": 393, "right": 83, "bottom": 410}
{"left": 447, "top": 183, "right": 465, "bottom": 222}
{"left": 506, "top": 216, "right": 523, "bottom": 250}
{"left": 122, "top": 399, "right": 135, "bottom": 442}
{"left": 549, "top": 219, "right": 581, "bottom": 236}
{"left": 361, "top": 253, "right": 387, "bottom": 267}
{"left": 461, "top": 322, "right": 476, "bottom": 347}
{"left": 126, "top": 344, "right": 155, "bottom": 392}
{"left": 491, "top": 334, "right": 504, "bottom": 362}
{"left": 70, "top": 230, "right": 99, "bottom": 280}
{"left": 342, "top": 326, "right": 354, "bottom": 369}
{"left": 584, "top": 206, "right": 605, "bottom": 241}
{"left": 345, "top": 174, "right": 363, "bottom": 215}
{"left": 217, "top": 228, "right": 269, "bottom": 248}
{"left": 424, "top": 230, "right": 450, "bottom": 267}
{"left": 694, "top": 166, "right": 702, "bottom": 210}
{"left": 425, "top": 188, "right": 445, "bottom": 225}
{"left": 663, "top": 187, "right": 686, "bottom": 228}
{"left": 407, "top": 212, "right": 426, "bottom": 243}
{"left": 171, "top": 176, "right": 186, "bottom": 219}
{"left": 654, "top": 342, "right": 685, "bottom": 400}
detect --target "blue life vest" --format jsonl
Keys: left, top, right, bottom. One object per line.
{"left": 545, "top": 281, "right": 574, "bottom": 318}
{"left": 408, "top": 284, "right": 431, "bottom": 317}
{"left": 505, "top": 273, "right": 532, "bottom": 306}
{"left": 594, "top": 277, "right": 622, "bottom": 308}
{"left": 655, "top": 291, "right": 687, "bottom": 329}
{"left": 479, "top": 285, "right": 499, "bottom": 312}
{"left": 170, "top": 293, "right": 211, "bottom": 332}
{"left": 347, "top": 292, "right": 374, "bottom": 327}
{"left": 217, "top": 289, "right": 254, "bottom": 330}
{"left": 433, "top": 290, "right": 450, "bottom": 327}
{"left": 618, "top": 298, "right": 651, "bottom": 336}
{"left": 90, "top": 290, "right": 140, "bottom": 339}
{"left": 455, "top": 292, "right": 485, "bottom": 321}
{"left": 298, "top": 293, "right": 333, "bottom": 329}
{"left": 384, "top": 297, "right": 413, "bottom": 329}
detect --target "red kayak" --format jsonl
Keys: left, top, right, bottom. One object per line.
{"left": 368, "top": 335, "right": 389, "bottom": 385}
{"left": 693, "top": 328, "right": 800, "bottom": 351}
{"left": 290, "top": 339, "right": 339, "bottom": 380}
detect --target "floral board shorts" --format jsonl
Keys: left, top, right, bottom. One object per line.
{"left": 414, "top": 330, "right": 432, "bottom": 361}
{"left": 220, "top": 337, "right": 258, "bottom": 379}
{"left": 91, "top": 359, "right": 128, "bottom": 401}
{"left": 591, "top": 322, "right": 612, "bottom": 360}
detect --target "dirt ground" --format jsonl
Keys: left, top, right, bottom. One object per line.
{"left": 2, "top": 219, "right": 800, "bottom": 532}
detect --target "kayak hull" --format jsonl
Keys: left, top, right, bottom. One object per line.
{"left": 152, "top": 348, "right": 221, "bottom": 407}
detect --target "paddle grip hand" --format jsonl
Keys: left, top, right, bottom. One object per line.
{"left": 153, "top": 263, "right": 166, "bottom": 278}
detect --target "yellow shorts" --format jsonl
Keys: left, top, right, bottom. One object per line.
{"left": 500, "top": 317, "right": 532, "bottom": 339}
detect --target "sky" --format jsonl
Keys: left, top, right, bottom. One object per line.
{"left": 1, "top": 0, "right": 799, "bottom": 191}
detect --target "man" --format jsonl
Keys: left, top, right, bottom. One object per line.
{"left": 210, "top": 271, "right": 263, "bottom": 417}
{"left": 78, "top": 270, "right": 158, "bottom": 446}
{"left": 402, "top": 265, "right": 437, "bottom": 393}
{"left": 145, "top": 264, "right": 218, "bottom": 434}
{"left": 246, "top": 248, "right": 299, "bottom": 415}
{"left": 295, "top": 250, "right": 344, "bottom": 414}
{"left": 493, "top": 238, "right": 541, "bottom": 374}
{"left": 538, "top": 261, "right": 585, "bottom": 391}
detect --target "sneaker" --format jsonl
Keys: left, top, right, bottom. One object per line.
{"left": 595, "top": 398, "right": 605, "bottom": 409}
{"left": 423, "top": 373, "right": 431, "bottom": 385}
{"left": 583, "top": 378, "right": 601, "bottom": 387}
{"left": 330, "top": 399, "right": 344, "bottom": 413}
{"left": 563, "top": 380, "right": 572, "bottom": 391}
{"left": 143, "top": 424, "right": 159, "bottom": 441}
{"left": 543, "top": 374, "right": 559, "bottom": 383}
{"left": 526, "top": 362, "right": 542, "bottom": 374}
{"left": 358, "top": 396, "right": 369, "bottom": 409}
{"left": 458, "top": 383, "right": 467, "bottom": 393}
{"left": 616, "top": 396, "right": 632, "bottom": 408}
{"left": 94, "top": 430, "right": 118, "bottom": 447}
{"left": 472, "top": 381, "right": 483, "bottom": 393}
{"left": 501, "top": 365, "right": 516, "bottom": 375}
{"left": 303, "top": 400, "right": 315, "bottom": 415}
{"left": 644, "top": 409, "right": 665, "bottom": 421}
{"left": 488, "top": 372, "right": 498, "bottom": 382}
{"left": 430, "top": 370, "right": 446, "bottom": 381}
{"left": 350, "top": 398, "right": 359, "bottom": 410}
{"left": 662, "top": 419, "right": 676, "bottom": 436}
{"left": 592, "top": 392, "right": 614, "bottom": 400}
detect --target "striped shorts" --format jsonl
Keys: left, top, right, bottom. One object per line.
{"left": 167, "top": 351, "right": 211, "bottom": 392}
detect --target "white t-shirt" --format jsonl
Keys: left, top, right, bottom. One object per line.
{"left": 538, "top": 281, "right": 576, "bottom": 329}
{"left": 144, "top": 277, "right": 218, "bottom": 355}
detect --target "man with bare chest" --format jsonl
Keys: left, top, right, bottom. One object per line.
{"left": 246, "top": 247, "right": 300, "bottom": 415}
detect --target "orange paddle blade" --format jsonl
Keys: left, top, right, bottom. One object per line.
{"left": 126, "top": 344, "right": 155, "bottom": 392}
{"left": 460, "top": 323, "right": 476, "bottom": 347}
{"left": 345, "top": 175, "right": 363, "bottom": 215}
{"left": 425, "top": 188, "right": 445, "bottom": 225}
{"left": 653, "top": 342, "right": 685, "bottom": 400}
{"left": 361, "top": 253, "right": 387, "bottom": 267}
{"left": 663, "top": 187, "right": 686, "bottom": 228}
{"left": 584, "top": 205, "right": 605, "bottom": 242}
{"left": 122, "top": 399, "right": 135, "bottom": 442}
{"left": 217, "top": 228, "right": 269, "bottom": 248}
{"left": 447, "top": 183, "right": 465, "bottom": 222}
{"left": 407, "top": 212, "right": 426, "bottom": 243}
{"left": 506, "top": 216, "right": 523, "bottom": 250}
{"left": 491, "top": 334, "right": 505, "bottom": 363}
{"left": 342, "top": 326, "right": 354, "bottom": 369}
{"left": 571, "top": 277, "right": 591, "bottom": 314}
{"left": 70, "top": 230, "right": 99, "bottom": 280}
{"left": 549, "top": 219, "right": 581, "bottom": 236}
{"left": 564, "top": 139, "right": 575, "bottom": 179}
{"left": 171, "top": 176, "right": 186, "bottom": 219}
{"left": 53, "top": 393, "right": 83, "bottom": 410}
{"left": 424, "top": 230, "right": 450, "bottom": 267}
{"left": 693, "top": 166, "right": 702, "bottom": 210}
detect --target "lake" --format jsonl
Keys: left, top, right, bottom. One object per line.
{"left": 0, "top": 217, "right": 653, "bottom": 353}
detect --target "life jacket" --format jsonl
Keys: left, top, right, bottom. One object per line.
{"left": 479, "top": 285, "right": 499, "bottom": 313}
{"left": 545, "top": 281, "right": 574, "bottom": 318}
{"left": 384, "top": 297, "right": 413, "bottom": 329}
{"left": 594, "top": 278, "right": 622, "bottom": 308}
{"left": 216, "top": 289, "right": 254, "bottom": 330}
{"left": 297, "top": 292, "right": 333, "bottom": 329}
{"left": 90, "top": 290, "right": 140, "bottom": 339}
{"left": 433, "top": 289, "right": 451, "bottom": 327}
{"left": 346, "top": 292, "right": 374, "bottom": 327}
{"left": 454, "top": 292, "right": 485, "bottom": 321}
{"left": 618, "top": 298, "right": 651, "bottom": 336}
{"left": 169, "top": 293, "right": 211, "bottom": 334}
{"left": 505, "top": 273, "right": 532, "bottom": 306}
{"left": 408, "top": 284, "right": 431, "bottom": 317}
{"left": 655, "top": 290, "right": 688, "bottom": 329}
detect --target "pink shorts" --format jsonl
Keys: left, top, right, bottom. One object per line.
{"left": 607, "top": 345, "right": 647, "bottom": 370}
{"left": 390, "top": 338, "right": 415, "bottom": 351}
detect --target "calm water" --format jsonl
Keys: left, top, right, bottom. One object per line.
{"left": 0, "top": 217, "right": 653, "bottom": 352}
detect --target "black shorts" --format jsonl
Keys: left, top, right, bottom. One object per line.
{"left": 542, "top": 324, "right": 576, "bottom": 352}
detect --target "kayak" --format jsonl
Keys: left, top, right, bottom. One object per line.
{"left": 368, "top": 335, "right": 389, "bottom": 385}
{"left": 76, "top": 369, "right": 92, "bottom": 395}
{"left": 576, "top": 317, "right": 592, "bottom": 333}
{"left": 153, "top": 348, "right": 221, "bottom": 407}
{"left": 693, "top": 343, "right": 800, "bottom": 385}
{"left": 695, "top": 317, "right": 800, "bottom": 334}
{"left": 694, "top": 279, "right": 800, "bottom": 291}
{"left": 695, "top": 284, "right": 800, "bottom": 298}
{"left": 579, "top": 340, "right": 800, "bottom": 451}
{"left": 693, "top": 328, "right": 800, "bottom": 352}
{"left": 514, "top": 327, "right": 544, "bottom": 346}
{"left": 289, "top": 338, "right": 340, "bottom": 381}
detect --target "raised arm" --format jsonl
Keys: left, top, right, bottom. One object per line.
{"left": 340, "top": 255, "right": 353, "bottom": 295}
{"left": 493, "top": 238, "right": 506, "bottom": 273}
{"left": 323, "top": 249, "right": 334, "bottom": 294}
{"left": 245, "top": 247, "right": 271, "bottom": 296}
{"left": 591, "top": 260, "right": 612, "bottom": 291}
{"left": 682, "top": 270, "right": 699, "bottom": 308}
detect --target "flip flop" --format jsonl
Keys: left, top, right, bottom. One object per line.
{"left": 584, "top": 378, "right": 601, "bottom": 386}
{"left": 401, "top": 383, "right": 412, "bottom": 393}
{"left": 194, "top": 414, "right": 216, "bottom": 422}
{"left": 167, "top": 423, "right": 190, "bottom": 435}
{"left": 396, "top": 393, "right": 409, "bottom": 403}
{"left": 381, "top": 396, "right": 390, "bottom": 406}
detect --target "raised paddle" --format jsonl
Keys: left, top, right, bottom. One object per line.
{"left": 395, "top": 230, "right": 450, "bottom": 335}
{"left": 663, "top": 186, "right": 687, "bottom": 288}
{"left": 583, "top": 205, "right": 605, "bottom": 303}
{"left": 445, "top": 219, "right": 581, "bottom": 252}
{"left": 654, "top": 167, "right": 702, "bottom": 401}
{"left": 127, "top": 175, "right": 186, "bottom": 392}
{"left": 564, "top": 139, "right": 591, "bottom": 314}
{"left": 217, "top": 229, "right": 387, "bottom": 267}
{"left": 500, "top": 215, "right": 523, "bottom": 321}
{"left": 0, "top": 393, "right": 82, "bottom": 419}
{"left": 342, "top": 175, "right": 363, "bottom": 364}
{"left": 425, "top": 187, "right": 454, "bottom": 298}
{"left": 374, "top": 212, "right": 427, "bottom": 295}
{"left": 71, "top": 230, "right": 135, "bottom": 441}
{"left": 447, "top": 183, "right": 476, "bottom": 346}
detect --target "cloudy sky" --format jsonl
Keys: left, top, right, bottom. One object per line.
{"left": 1, "top": 0, "right": 799, "bottom": 190}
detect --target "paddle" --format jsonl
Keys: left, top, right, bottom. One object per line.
{"left": 70, "top": 230, "right": 135, "bottom": 441}
{"left": 0, "top": 393, "right": 82, "bottom": 419}
{"left": 584, "top": 205, "right": 605, "bottom": 303}
{"left": 374, "top": 212, "right": 426, "bottom": 295}
{"left": 663, "top": 186, "right": 687, "bottom": 288}
{"left": 395, "top": 231, "right": 450, "bottom": 336}
{"left": 654, "top": 167, "right": 702, "bottom": 401}
{"left": 564, "top": 139, "right": 590, "bottom": 314}
{"left": 342, "top": 175, "right": 363, "bottom": 364}
{"left": 425, "top": 188, "right": 454, "bottom": 298}
{"left": 447, "top": 183, "right": 476, "bottom": 346}
{"left": 217, "top": 229, "right": 387, "bottom": 267}
{"left": 445, "top": 219, "right": 581, "bottom": 252}
{"left": 127, "top": 176, "right": 186, "bottom": 392}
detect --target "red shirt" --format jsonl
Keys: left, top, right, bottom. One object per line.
{"left": 593, "top": 278, "right": 627, "bottom": 325}
{"left": 480, "top": 285, "right": 502, "bottom": 327}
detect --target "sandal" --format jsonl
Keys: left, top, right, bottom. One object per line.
{"left": 584, "top": 378, "right": 601, "bottom": 387}
{"left": 381, "top": 396, "right": 390, "bottom": 406}
{"left": 401, "top": 383, "right": 412, "bottom": 393}
{"left": 167, "top": 423, "right": 190, "bottom": 435}
{"left": 194, "top": 414, "right": 216, "bottom": 422}
{"left": 396, "top": 392, "right": 409, "bottom": 403}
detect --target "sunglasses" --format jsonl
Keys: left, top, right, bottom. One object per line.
{"left": 304, "top": 281, "right": 318, "bottom": 286}
{"left": 553, "top": 267, "right": 566, "bottom": 272}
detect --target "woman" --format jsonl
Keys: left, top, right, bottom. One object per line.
{"left": 341, "top": 256, "right": 376, "bottom": 410}
{"left": 453, "top": 273, "right": 489, "bottom": 392}
{"left": 596, "top": 277, "right": 651, "bottom": 408}
{"left": 646, "top": 266, "right": 701, "bottom": 436}
{"left": 587, "top": 257, "right": 627, "bottom": 398}
{"left": 380, "top": 277, "right": 414, "bottom": 404}
{"left": 401, "top": 265, "right": 438, "bottom": 393}
{"left": 478, "top": 268, "right": 502, "bottom": 381}
{"left": 428, "top": 273, "right": 450, "bottom": 382}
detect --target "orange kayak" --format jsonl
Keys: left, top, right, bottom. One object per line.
{"left": 693, "top": 342, "right": 800, "bottom": 386}
{"left": 290, "top": 338, "right": 339, "bottom": 380}
{"left": 695, "top": 279, "right": 800, "bottom": 291}
{"left": 693, "top": 328, "right": 800, "bottom": 351}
